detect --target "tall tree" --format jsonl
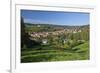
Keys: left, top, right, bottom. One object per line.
{"left": 21, "top": 17, "right": 41, "bottom": 49}
{"left": 21, "top": 17, "right": 26, "bottom": 48}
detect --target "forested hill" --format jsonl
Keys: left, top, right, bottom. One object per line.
{"left": 24, "top": 23, "right": 89, "bottom": 32}
{"left": 25, "top": 23, "right": 89, "bottom": 28}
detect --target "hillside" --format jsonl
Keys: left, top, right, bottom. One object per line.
{"left": 21, "top": 22, "right": 90, "bottom": 63}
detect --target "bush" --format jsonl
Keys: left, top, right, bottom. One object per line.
{"left": 63, "top": 44, "right": 70, "bottom": 49}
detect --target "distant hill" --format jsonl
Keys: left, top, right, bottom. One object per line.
{"left": 24, "top": 23, "right": 89, "bottom": 30}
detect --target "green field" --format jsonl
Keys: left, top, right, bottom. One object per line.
{"left": 21, "top": 41, "right": 89, "bottom": 63}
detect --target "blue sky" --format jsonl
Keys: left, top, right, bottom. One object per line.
{"left": 21, "top": 10, "right": 89, "bottom": 26}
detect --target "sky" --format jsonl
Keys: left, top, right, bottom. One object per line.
{"left": 21, "top": 10, "right": 90, "bottom": 26}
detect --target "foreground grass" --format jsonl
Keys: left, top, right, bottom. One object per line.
{"left": 21, "top": 42, "right": 89, "bottom": 63}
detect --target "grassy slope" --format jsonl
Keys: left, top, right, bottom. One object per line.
{"left": 72, "top": 41, "right": 89, "bottom": 53}
{"left": 21, "top": 42, "right": 89, "bottom": 63}
{"left": 72, "top": 41, "right": 89, "bottom": 59}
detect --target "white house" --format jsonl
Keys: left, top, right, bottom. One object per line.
{"left": 42, "top": 39, "right": 48, "bottom": 44}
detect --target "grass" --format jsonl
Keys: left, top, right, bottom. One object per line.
{"left": 21, "top": 41, "right": 89, "bottom": 63}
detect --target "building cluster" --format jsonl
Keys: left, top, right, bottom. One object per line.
{"left": 29, "top": 28, "right": 82, "bottom": 38}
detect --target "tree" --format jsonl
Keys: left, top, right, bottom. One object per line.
{"left": 21, "top": 17, "right": 26, "bottom": 48}
{"left": 21, "top": 17, "right": 41, "bottom": 49}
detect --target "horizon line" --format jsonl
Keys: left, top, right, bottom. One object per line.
{"left": 24, "top": 22, "right": 89, "bottom": 26}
